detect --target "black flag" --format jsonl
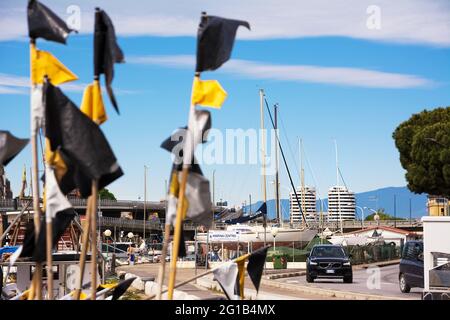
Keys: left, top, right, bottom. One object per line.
{"left": 94, "top": 8, "right": 125, "bottom": 114}
{"left": 44, "top": 81, "right": 123, "bottom": 197}
{"left": 20, "top": 210, "right": 76, "bottom": 262}
{"left": 247, "top": 247, "right": 268, "bottom": 292}
{"left": 196, "top": 14, "right": 250, "bottom": 72}
{"left": 111, "top": 277, "right": 136, "bottom": 300}
{"left": 0, "top": 131, "right": 29, "bottom": 166}
{"left": 27, "top": 0, "right": 74, "bottom": 44}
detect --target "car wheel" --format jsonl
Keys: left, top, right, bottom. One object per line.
{"left": 344, "top": 276, "right": 353, "bottom": 283}
{"left": 399, "top": 274, "right": 411, "bottom": 293}
{"left": 306, "top": 273, "right": 314, "bottom": 283}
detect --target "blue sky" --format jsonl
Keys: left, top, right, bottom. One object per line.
{"left": 0, "top": 0, "right": 449, "bottom": 207}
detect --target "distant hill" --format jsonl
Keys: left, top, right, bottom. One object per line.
{"left": 243, "top": 186, "right": 428, "bottom": 221}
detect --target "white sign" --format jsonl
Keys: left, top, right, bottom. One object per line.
{"left": 208, "top": 230, "right": 238, "bottom": 242}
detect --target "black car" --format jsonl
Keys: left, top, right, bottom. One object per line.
{"left": 306, "top": 244, "right": 353, "bottom": 283}
{"left": 399, "top": 240, "right": 424, "bottom": 293}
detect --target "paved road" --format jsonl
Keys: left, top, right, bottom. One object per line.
{"left": 118, "top": 264, "right": 339, "bottom": 300}
{"left": 275, "top": 264, "right": 422, "bottom": 300}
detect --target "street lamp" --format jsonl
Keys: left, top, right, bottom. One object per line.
{"left": 127, "top": 232, "right": 134, "bottom": 240}
{"left": 355, "top": 206, "right": 365, "bottom": 229}
{"left": 103, "top": 229, "right": 112, "bottom": 273}
{"left": 364, "top": 207, "right": 380, "bottom": 226}
{"left": 271, "top": 227, "right": 279, "bottom": 251}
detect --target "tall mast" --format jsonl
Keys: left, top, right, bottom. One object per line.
{"left": 299, "top": 138, "right": 306, "bottom": 226}
{"left": 274, "top": 104, "right": 281, "bottom": 226}
{"left": 259, "top": 89, "right": 267, "bottom": 248}
{"left": 334, "top": 140, "right": 343, "bottom": 234}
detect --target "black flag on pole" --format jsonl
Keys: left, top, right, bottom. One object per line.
{"left": 94, "top": 8, "right": 125, "bottom": 114}
{"left": 247, "top": 246, "right": 268, "bottom": 292}
{"left": 21, "top": 167, "right": 76, "bottom": 262}
{"left": 27, "top": 0, "right": 74, "bottom": 44}
{"left": 44, "top": 81, "right": 123, "bottom": 197}
{"left": 0, "top": 131, "right": 28, "bottom": 166}
{"left": 196, "top": 14, "right": 250, "bottom": 72}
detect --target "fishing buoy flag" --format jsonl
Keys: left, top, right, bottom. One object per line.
{"left": 80, "top": 80, "right": 107, "bottom": 125}
{"left": 27, "top": 0, "right": 74, "bottom": 44}
{"left": 44, "top": 80, "right": 123, "bottom": 198}
{"left": 31, "top": 45, "right": 78, "bottom": 86}
{"left": 94, "top": 9, "right": 125, "bottom": 114}
{"left": 0, "top": 131, "right": 29, "bottom": 166}
{"left": 192, "top": 77, "right": 227, "bottom": 109}
{"left": 196, "top": 15, "right": 250, "bottom": 73}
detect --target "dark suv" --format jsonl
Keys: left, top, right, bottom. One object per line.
{"left": 306, "top": 244, "right": 353, "bottom": 283}
{"left": 399, "top": 240, "right": 424, "bottom": 293}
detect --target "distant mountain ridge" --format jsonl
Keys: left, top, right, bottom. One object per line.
{"left": 243, "top": 186, "right": 428, "bottom": 221}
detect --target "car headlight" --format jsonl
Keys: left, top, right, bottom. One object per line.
{"left": 309, "top": 261, "right": 318, "bottom": 265}
{"left": 343, "top": 261, "right": 351, "bottom": 266}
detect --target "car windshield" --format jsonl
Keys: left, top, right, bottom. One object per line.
{"left": 312, "top": 246, "right": 345, "bottom": 258}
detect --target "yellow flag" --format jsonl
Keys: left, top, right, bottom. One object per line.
{"left": 31, "top": 44, "right": 78, "bottom": 85}
{"left": 80, "top": 80, "right": 107, "bottom": 125}
{"left": 45, "top": 138, "right": 67, "bottom": 183}
{"left": 192, "top": 76, "right": 227, "bottom": 109}
{"left": 235, "top": 255, "right": 247, "bottom": 299}
{"left": 169, "top": 170, "right": 189, "bottom": 219}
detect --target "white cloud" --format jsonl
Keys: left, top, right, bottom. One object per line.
{"left": 0, "top": 72, "right": 86, "bottom": 95}
{"left": 0, "top": 85, "right": 26, "bottom": 94}
{"left": 128, "top": 54, "right": 434, "bottom": 89}
{"left": 0, "top": 73, "right": 136, "bottom": 95}
{"left": 0, "top": 0, "right": 449, "bottom": 46}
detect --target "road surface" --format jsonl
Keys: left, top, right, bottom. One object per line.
{"left": 275, "top": 264, "right": 422, "bottom": 300}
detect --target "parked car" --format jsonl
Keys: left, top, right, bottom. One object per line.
{"left": 306, "top": 244, "right": 353, "bottom": 283}
{"left": 399, "top": 240, "right": 424, "bottom": 293}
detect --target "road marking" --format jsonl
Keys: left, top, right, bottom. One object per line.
{"left": 286, "top": 280, "right": 299, "bottom": 284}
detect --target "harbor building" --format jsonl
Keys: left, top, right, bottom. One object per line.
{"left": 327, "top": 186, "right": 356, "bottom": 221}
{"left": 427, "top": 195, "right": 449, "bottom": 216}
{"left": 290, "top": 186, "right": 317, "bottom": 223}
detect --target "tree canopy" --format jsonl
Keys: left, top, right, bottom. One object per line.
{"left": 365, "top": 209, "right": 405, "bottom": 221}
{"left": 393, "top": 107, "right": 450, "bottom": 197}
{"left": 99, "top": 188, "right": 116, "bottom": 200}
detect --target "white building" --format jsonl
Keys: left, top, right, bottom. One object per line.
{"left": 327, "top": 186, "right": 356, "bottom": 221}
{"left": 290, "top": 186, "right": 317, "bottom": 223}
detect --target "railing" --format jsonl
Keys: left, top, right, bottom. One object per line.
{"left": 99, "top": 216, "right": 162, "bottom": 231}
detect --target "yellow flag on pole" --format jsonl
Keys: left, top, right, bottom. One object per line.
{"left": 80, "top": 80, "right": 107, "bottom": 125}
{"left": 31, "top": 44, "right": 78, "bottom": 85}
{"left": 235, "top": 255, "right": 247, "bottom": 299}
{"left": 191, "top": 77, "right": 227, "bottom": 109}
{"left": 45, "top": 138, "right": 67, "bottom": 183}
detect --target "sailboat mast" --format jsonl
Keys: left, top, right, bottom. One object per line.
{"left": 274, "top": 104, "right": 281, "bottom": 226}
{"left": 334, "top": 140, "right": 343, "bottom": 234}
{"left": 259, "top": 89, "right": 267, "bottom": 247}
{"left": 299, "top": 138, "right": 305, "bottom": 226}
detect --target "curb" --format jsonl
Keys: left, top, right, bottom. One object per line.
{"left": 121, "top": 272, "right": 201, "bottom": 300}
{"left": 354, "top": 260, "right": 401, "bottom": 270}
{"left": 265, "top": 271, "right": 306, "bottom": 280}
{"left": 260, "top": 278, "right": 407, "bottom": 300}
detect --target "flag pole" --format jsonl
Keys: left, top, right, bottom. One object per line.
{"left": 30, "top": 38, "right": 43, "bottom": 300}
{"left": 90, "top": 180, "right": 99, "bottom": 300}
{"left": 148, "top": 249, "right": 264, "bottom": 300}
{"left": 156, "top": 223, "right": 171, "bottom": 300}
{"left": 45, "top": 203, "right": 53, "bottom": 299}
{"left": 73, "top": 196, "right": 93, "bottom": 300}
{"left": 167, "top": 73, "right": 199, "bottom": 300}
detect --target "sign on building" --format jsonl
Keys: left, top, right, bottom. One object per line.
{"left": 208, "top": 230, "right": 238, "bottom": 242}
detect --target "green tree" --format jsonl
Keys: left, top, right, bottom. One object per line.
{"left": 365, "top": 208, "right": 405, "bottom": 221}
{"left": 393, "top": 107, "right": 450, "bottom": 197}
{"left": 99, "top": 188, "right": 116, "bottom": 200}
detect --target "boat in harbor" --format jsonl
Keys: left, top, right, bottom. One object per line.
{"left": 195, "top": 223, "right": 317, "bottom": 249}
